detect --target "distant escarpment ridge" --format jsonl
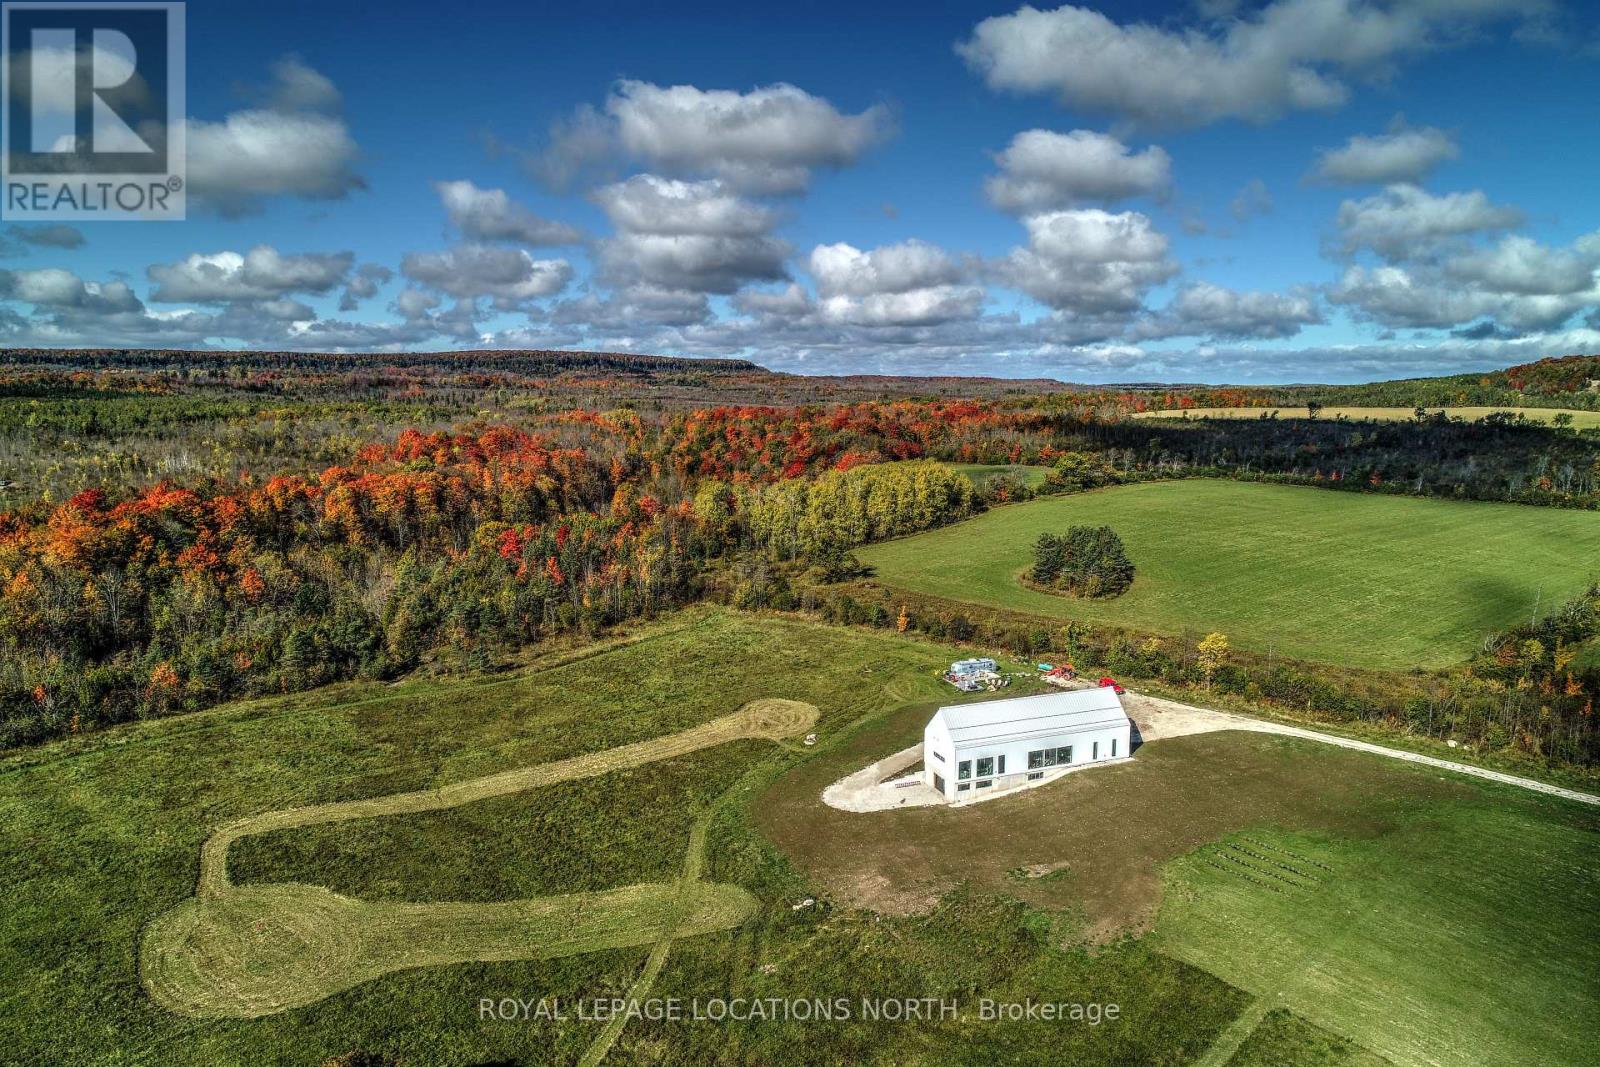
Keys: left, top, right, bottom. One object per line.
{"left": 0, "top": 347, "right": 764, "bottom": 378}
{"left": 0, "top": 346, "right": 1085, "bottom": 396}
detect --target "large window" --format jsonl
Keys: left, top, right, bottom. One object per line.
{"left": 1027, "top": 745, "right": 1074, "bottom": 770}
{"left": 957, "top": 760, "right": 971, "bottom": 781}
{"left": 976, "top": 756, "right": 995, "bottom": 778}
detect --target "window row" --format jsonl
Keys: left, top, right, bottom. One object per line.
{"left": 956, "top": 755, "right": 1007, "bottom": 781}
{"left": 1027, "top": 746, "right": 1073, "bottom": 770}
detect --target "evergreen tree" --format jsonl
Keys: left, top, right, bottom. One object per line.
{"left": 1031, "top": 525, "right": 1134, "bottom": 598}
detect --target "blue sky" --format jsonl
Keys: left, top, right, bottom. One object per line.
{"left": 2, "top": 0, "right": 1598, "bottom": 383}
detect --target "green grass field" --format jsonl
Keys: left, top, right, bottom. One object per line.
{"left": 946, "top": 462, "right": 1052, "bottom": 488}
{"left": 1223, "top": 1009, "right": 1389, "bottom": 1067}
{"left": 856, "top": 480, "right": 1600, "bottom": 668}
{"left": 2, "top": 607, "right": 1596, "bottom": 1064}
{"left": 141, "top": 699, "right": 816, "bottom": 1021}
{"left": 0, "top": 610, "right": 973, "bottom": 1065}
{"left": 1135, "top": 405, "right": 1600, "bottom": 429}
{"left": 1157, "top": 809, "right": 1600, "bottom": 1066}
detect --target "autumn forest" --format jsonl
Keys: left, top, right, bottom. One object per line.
{"left": 3, "top": 349, "right": 1598, "bottom": 778}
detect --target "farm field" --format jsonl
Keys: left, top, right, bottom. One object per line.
{"left": 1157, "top": 812, "right": 1600, "bottom": 1067}
{"left": 1136, "top": 405, "right": 1600, "bottom": 428}
{"left": 856, "top": 480, "right": 1600, "bottom": 669}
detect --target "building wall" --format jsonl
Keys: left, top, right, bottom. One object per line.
{"left": 923, "top": 716, "right": 954, "bottom": 797}
{"left": 944, "top": 721, "right": 1130, "bottom": 801}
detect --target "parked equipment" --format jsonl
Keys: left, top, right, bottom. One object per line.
{"left": 1041, "top": 663, "right": 1078, "bottom": 688}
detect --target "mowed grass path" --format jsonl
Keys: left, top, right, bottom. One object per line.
{"left": 1136, "top": 405, "right": 1600, "bottom": 428}
{"left": 0, "top": 610, "right": 962, "bottom": 1065}
{"left": 857, "top": 480, "right": 1600, "bottom": 668}
{"left": 141, "top": 699, "right": 817, "bottom": 1020}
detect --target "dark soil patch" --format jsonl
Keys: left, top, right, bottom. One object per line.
{"left": 756, "top": 704, "right": 1472, "bottom": 939}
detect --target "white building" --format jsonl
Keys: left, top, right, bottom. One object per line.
{"left": 922, "top": 688, "right": 1132, "bottom": 802}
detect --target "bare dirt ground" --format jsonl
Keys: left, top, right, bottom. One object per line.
{"left": 761, "top": 688, "right": 1595, "bottom": 934}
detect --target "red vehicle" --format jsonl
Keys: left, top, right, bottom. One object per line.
{"left": 1097, "top": 677, "right": 1125, "bottom": 695}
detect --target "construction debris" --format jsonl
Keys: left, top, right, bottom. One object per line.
{"left": 1040, "top": 663, "right": 1078, "bottom": 688}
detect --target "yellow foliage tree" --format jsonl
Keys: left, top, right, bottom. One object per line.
{"left": 896, "top": 604, "right": 909, "bottom": 634}
{"left": 1197, "top": 632, "right": 1229, "bottom": 688}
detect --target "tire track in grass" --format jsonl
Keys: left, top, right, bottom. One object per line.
{"left": 1195, "top": 998, "right": 1272, "bottom": 1067}
{"left": 578, "top": 818, "right": 713, "bottom": 1067}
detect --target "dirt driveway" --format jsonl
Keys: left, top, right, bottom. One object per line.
{"left": 820, "top": 687, "right": 1599, "bottom": 815}
{"left": 1121, "top": 690, "right": 1599, "bottom": 807}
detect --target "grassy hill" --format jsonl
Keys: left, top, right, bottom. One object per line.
{"left": 1, "top": 608, "right": 1595, "bottom": 1064}
{"left": 856, "top": 480, "right": 1600, "bottom": 669}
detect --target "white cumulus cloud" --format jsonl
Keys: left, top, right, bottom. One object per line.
{"left": 434, "top": 180, "right": 581, "bottom": 246}
{"left": 986, "top": 129, "right": 1171, "bottom": 212}
{"left": 400, "top": 244, "right": 573, "bottom": 307}
{"left": 147, "top": 246, "right": 354, "bottom": 303}
{"left": 958, "top": 1, "right": 1545, "bottom": 128}
{"left": 1311, "top": 122, "right": 1459, "bottom": 184}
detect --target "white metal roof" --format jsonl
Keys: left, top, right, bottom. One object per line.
{"left": 932, "top": 688, "right": 1129, "bottom": 749}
